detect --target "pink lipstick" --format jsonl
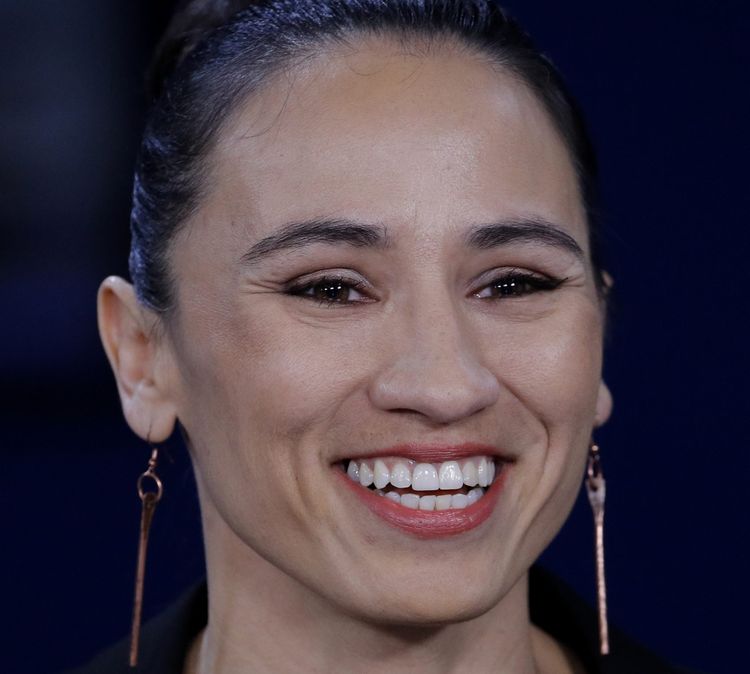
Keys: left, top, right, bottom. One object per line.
{"left": 336, "top": 444, "right": 510, "bottom": 538}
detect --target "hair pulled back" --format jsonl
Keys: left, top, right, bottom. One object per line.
{"left": 131, "top": 0, "right": 602, "bottom": 313}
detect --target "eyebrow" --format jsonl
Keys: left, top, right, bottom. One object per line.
{"left": 239, "top": 215, "right": 584, "bottom": 265}
{"left": 239, "top": 218, "right": 391, "bottom": 265}
{"left": 464, "top": 218, "right": 584, "bottom": 260}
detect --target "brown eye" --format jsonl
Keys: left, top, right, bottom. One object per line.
{"left": 286, "top": 276, "right": 370, "bottom": 305}
{"left": 491, "top": 277, "right": 530, "bottom": 297}
{"left": 312, "top": 280, "right": 351, "bottom": 302}
{"left": 474, "top": 272, "right": 565, "bottom": 299}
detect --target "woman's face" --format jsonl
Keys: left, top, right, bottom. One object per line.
{"left": 163, "top": 39, "right": 610, "bottom": 623}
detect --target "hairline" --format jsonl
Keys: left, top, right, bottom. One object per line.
{"left": 153, "top": 27, "right": 599, "bottom": 318}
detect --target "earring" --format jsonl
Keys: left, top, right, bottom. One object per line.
{"left": 129, "top": 447, "right": 163, "bottom": 668}
{"left": 586, "top": 442, "right": 609, "bottom": 655}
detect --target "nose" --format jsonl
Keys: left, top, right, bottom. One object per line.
{"left": 368, "top": 304, "right": 501, "bottom": 424}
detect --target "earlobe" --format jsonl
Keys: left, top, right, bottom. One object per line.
{"left": 594, "top": 380, "right": 613, "bottom": 428}
{"left": 97, "top": 276, "right": 177, "bottom": 442}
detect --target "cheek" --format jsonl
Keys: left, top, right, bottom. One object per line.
{"left": 487, "top": 299, "right": 604, "bottom": 434}
{"left": 514, "top": 303, "right": 603, "bottom": 489}
{"left": 171, "top": 295, "right": 373, "bottom": 473}
{"left": 484, "top": 298, "right": 603, "bottom": 552}
{"left": 232, "top": 319, "right": 371, "bottom": 441}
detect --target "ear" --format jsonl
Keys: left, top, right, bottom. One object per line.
{"left": 594, "top": 271, "right": 614, "bottom": 428}
{"left": 594, "top": 380, "right": 613, "bottom": 428}
{"left": 97, "top": 276, "right": 177, "bottom": 442}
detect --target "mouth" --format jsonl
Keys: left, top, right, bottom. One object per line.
{"left": 335, "top": 446, "right": 510, "bottom": 538}
{"left": 343, "top": 455, "right": 497, "bottom": 510}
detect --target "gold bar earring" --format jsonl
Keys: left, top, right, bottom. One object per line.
{"left": 129, "top": 447, "right": 163, "bottom": 668}
{"left": 586, "top": 442, "right": 609, "bottom": 655}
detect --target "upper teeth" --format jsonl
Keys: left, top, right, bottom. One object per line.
{"left": 346, "top": 456, "right": 496, "bottom": 490}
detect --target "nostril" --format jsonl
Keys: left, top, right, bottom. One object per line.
{"left": 368, "top": 347, "right": 501, "bottom": 424}
{"left": 370, "top": 379, "right": 500, "bottom": 424}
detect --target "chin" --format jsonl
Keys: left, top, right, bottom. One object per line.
{"left": 341, "top": 574, "right": 506, "bottom": 629}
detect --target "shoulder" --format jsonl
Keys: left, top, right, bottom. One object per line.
{"left": 63, "top": 583, "right": 207, "bottom": 674}
{"left": 529, "top": 566, "right": 706, "bottom": 674}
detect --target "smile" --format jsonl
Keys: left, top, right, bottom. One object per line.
{"left": 336, "top": 446, "right": 510, "bottom": 538}
{"left": 345, "top": 456, "right": 496, "bottom": 511}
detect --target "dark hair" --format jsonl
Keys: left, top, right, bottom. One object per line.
{"left": 131, "top": 0, "right": 603, "bottom": 313}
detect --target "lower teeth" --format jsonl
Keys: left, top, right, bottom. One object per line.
{"left": 375, "top": 487, "right": 485, "bottom": 511}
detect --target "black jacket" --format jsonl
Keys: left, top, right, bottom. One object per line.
{"left": 67, "top": 566, "right": 702, "bottom": 673}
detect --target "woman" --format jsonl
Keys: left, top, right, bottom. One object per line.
{"left": 79, "top": 1, "right": 698, "bottom": 672}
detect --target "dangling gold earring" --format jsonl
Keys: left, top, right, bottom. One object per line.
{"left": 586, "top": 442, "right": 609, "bottom": 655}
{"left": 129, "top": 446, "right": 163, "bottom": 667}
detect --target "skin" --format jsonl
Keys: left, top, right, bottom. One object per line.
{"left": 99, "top": 37, "right": 612, "bottom": 674}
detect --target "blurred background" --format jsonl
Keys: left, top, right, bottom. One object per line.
{"left": 1, "top": 1, "right": 748, "bottom": 672}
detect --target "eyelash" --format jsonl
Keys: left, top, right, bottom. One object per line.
{"left": 285, "top": 275, "right": 371, "bottom": 307}
{"left": 285, "top": 270, "right": 566, "bottom": 307}
{"left": 474, "top": 270, "right": 567, "bottom": 299}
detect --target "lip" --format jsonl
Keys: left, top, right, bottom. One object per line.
{"left": 338, "top": 442, "right": 513, "bottom": 463}
{"left": 335, "top": 461, "right": 509, "bottom": 539}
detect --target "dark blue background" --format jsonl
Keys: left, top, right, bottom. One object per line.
{"left": 2, "top": 1, "right": 748, "bottom": 673}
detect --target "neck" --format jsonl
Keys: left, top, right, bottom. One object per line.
{"left": 187, "top": 489, "right": 576, "bottom": 674}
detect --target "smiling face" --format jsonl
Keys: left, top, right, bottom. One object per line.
{"left": 158, "top": 38, "right": 610, "bottom": 624}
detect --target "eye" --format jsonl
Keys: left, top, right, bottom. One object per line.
{"left": 473, "top": 270, "right": 566, "bottom": 299}
{"left": 286, "top": 275, "right": 371, "bottom": 306}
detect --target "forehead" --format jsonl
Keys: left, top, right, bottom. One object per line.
{"left": 204, "top": 37, "right": 586, "bottom": 247}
